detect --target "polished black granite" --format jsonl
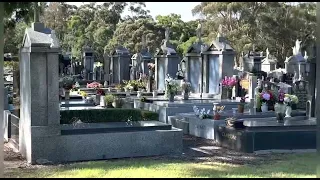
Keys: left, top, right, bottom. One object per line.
{"left": 61, "top": 121, "right": 172, "bottom": 135}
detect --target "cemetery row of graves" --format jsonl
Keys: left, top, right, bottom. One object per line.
{"left": 3, "top": 17, "right": 316, "bottom": 165}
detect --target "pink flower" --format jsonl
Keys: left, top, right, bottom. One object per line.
{"left": 221, "top": 76, "right": 237, "bottom": 89}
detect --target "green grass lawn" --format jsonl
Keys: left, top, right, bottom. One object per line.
{"left": 5, "top": 153, "right": 316, "bottom": 178}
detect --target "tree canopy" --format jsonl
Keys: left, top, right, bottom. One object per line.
{"left": 3, "top": 2, "right": 316, "bottom": 64}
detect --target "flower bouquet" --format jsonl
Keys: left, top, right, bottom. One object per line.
{"left": 221, "top": 76, "right": 237, "bottom": 99}
{"left": 284, "top": 94, "right": 298, "bottom": 117}
{"left": 193, "top": 106, "right": 211, "bottom": 119}
{"left": 165, "top": 75, "right": 180, "bottom": 102}
{"left": 212, "top": 104, "right": 225, "bottom": 120}
{"left": 87, "top": 82, "right": 103, "bottom": 89}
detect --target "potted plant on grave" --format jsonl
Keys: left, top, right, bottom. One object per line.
{"left": 115, "top": 84, "right": 124, "bottom": 92}
{"left": 104, "top": 94, "right": 114, "bottom": 108}
{"left": 221, "top": 76, "right": 237, "bottom": 99}
{"left": 238, "top": 96, "right": 247, "bottom": 113}
{"left": 274, "top": 89, "right": 286, "bottom": 123}
{"left": 165, "top": 75, "right": 180, "bottom": 102}
{"left": 284, "top": 94, "right": 299, "bottom": 117}
{"left": 59, "top": 76, "right": 74, "bottom": 100}
{"left": 181, "top": 80, "right": 191, "bottom": 100}
{"left": 112, "top": 96, "right": 123, "bottom": 108}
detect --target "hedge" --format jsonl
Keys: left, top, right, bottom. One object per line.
{"left": 60, "top": 108, "right": 159, "bottom": 124}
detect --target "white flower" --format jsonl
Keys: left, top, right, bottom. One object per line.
{"left": 284, "top": 97, "right": 291, "bottom": 103}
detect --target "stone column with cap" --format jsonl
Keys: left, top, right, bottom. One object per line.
{"left": 19, "top": 16, "right": 61, "bottom": 163}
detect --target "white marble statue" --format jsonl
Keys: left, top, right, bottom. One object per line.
{"left": 165, "top": 27, "right": 170, "bottom": 41}
{"left": 304, "top": 51, "right": 308, "bottom": 60}
{"left": 196, "top": 21, "right": 202, "bottom": 42}
{"left": 49, "top": 30, "right": 60, "bottom": 48}
{"left": 217, "top": 24, "right": 223, "bottom": 37}
{"left": 266, "top": 48, "right": 269, "bottom": 59}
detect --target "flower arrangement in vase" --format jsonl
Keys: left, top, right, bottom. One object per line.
{"left": 258, "top": 91, "right": 274, "bottom": 112}
{"left": 165, "top": 74, "right": 180, "bottom": 102}
{"left": 274, "top": 89, "right": 286, "bottom": 122}
{"left": 284, "top": 94, "right": 298, "bottom": 117}
{"left": 221, "top": 76, "right": 237, "bottom": 99}
{"left": 59, "top": 76, "right": 74, "bottom": 100}
{"left": 193, "top": 106, "right": 211, "bottom": 119}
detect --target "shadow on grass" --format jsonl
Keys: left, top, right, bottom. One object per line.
{"left": 5, "top": 153, "right": 316, "bottom": 178}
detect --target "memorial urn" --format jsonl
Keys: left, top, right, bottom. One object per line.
{"left": 168, "top": 92, "right": 175, "bottom": 102}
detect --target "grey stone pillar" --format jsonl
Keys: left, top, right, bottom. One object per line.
{"left": 103, "top": 54, "right": 110, "bottom": 82}
{"left": 19, "top": 22, "right": 60, "bottom": 164}
{"left": 83, "top": 47, "right": 94, "bottom": 80}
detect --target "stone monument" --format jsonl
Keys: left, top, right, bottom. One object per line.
{"left": 261, "top": 48, "right": 277, "bottom": 72}
{"left": 183, "top": 21, "right": 206, "bottom": 95}
{"left": 19, "top": 10, "right": 60, "bottom": 163}
{"left": 200, "top": 27, "right": 236, "bottom": 99}
{"left": 110, "top": 46, "right": 131, "bottom": 84}
{"left": 285, "top": 39, "right": 308, "bottom": 80}
{"left": 82, "top": 46, "right": 94, "bottom": 80}
{"left": 154, "top": 27, "right": 180, "bottom": 91}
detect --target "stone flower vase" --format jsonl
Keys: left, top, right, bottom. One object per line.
{"left": 275, "top": 103, "right": 286, "bottom": 123}
{"left": 95, "top": 94, "right": 101, "bottom": 105}
{"left": 213, "top": 113, "right": 221, "bottom": 120}
{"left": 152, "top": 90, "right": 157, "bottom": 98}
{"left": 100, "top": 95, "right": 106, "bottom": 107}
{"left": 285, "top": 105, "right": 292, "bottom": 118}
{"left": 238, "top": 103, "right": 245, "bottom": 113}
{"left": 276, "top": 113, "right": 285, "bottom": 123}
{"left": 182, "top": 89, "right": 189, "bottom": 100}
{"left": 64, "top": 89, "right": 70, "bottom": 100}
{"left": 226, "top": 89, "right": 232, "bottom": 100}
{"left": 137, "top": 91, "right": 142, "bottom": 98}
{"left": 261, "top": 103, "right": 268, "bottom": 112}
{"left": 168, "top": 92, "right": 175, "bottom": 102}
{"left": 112, "top": 99, "right": 123, "bottom": 108}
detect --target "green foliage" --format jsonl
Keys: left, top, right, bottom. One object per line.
{"left": 60, "top": 109, "right": 159, "bottom": 124}
{"left": 104, "top": 94, "right": 115, "bottom": 104}
{"left": 3, "top": 2, "right": 316, "bottom": 64}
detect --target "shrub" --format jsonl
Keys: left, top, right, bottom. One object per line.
{"left": 60, "top": 109, "right": 159, "bottom": 124}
